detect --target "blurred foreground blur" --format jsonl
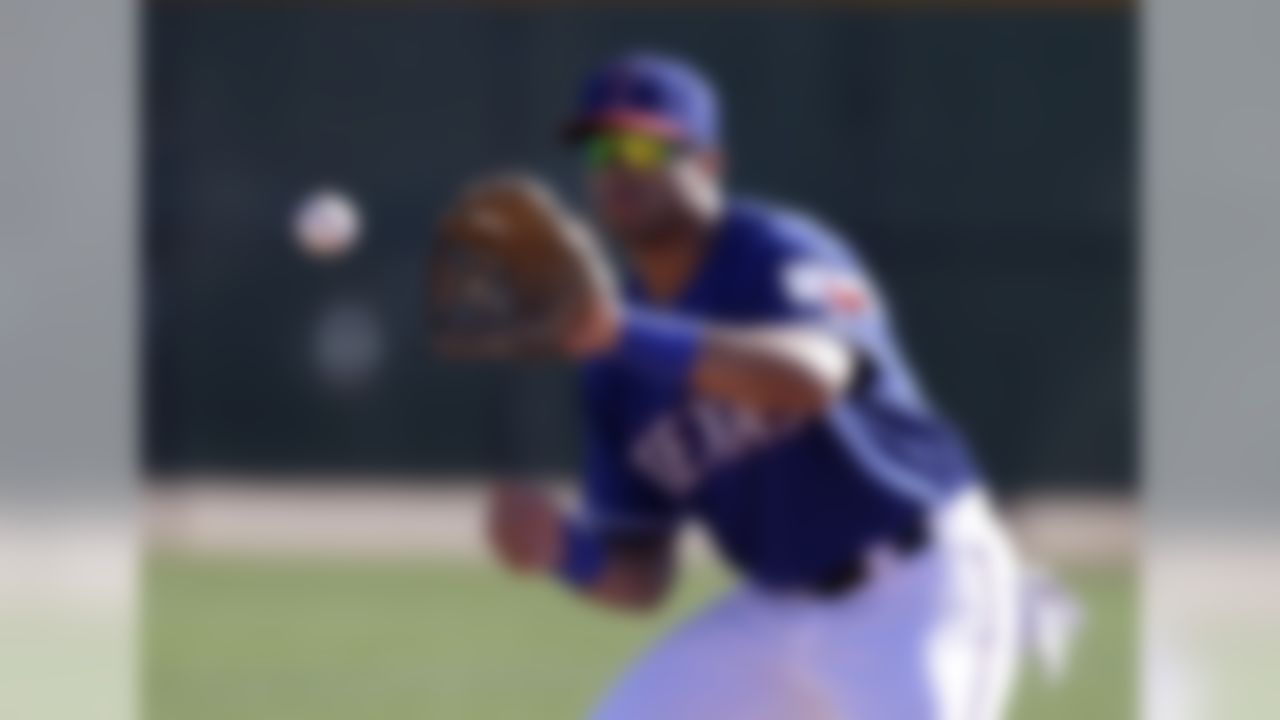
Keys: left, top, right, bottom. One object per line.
{"left": 11, "top": 0, "right": 1280, "bottom": 718}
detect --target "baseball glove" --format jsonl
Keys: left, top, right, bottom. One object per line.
{"left": 426, "top": 173, "right": 613, "bottom": 356}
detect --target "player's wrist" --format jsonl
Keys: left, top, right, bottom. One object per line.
{"left": 608, "top": 307, "right": 702, "bottom": 384}
{"left": 555, "top": 518, "right": 608, "bottom": 589}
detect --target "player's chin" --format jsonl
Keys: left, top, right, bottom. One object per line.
{"left": 597, "top": 193, "right": 663, "bottom": 232}
{"left": 622, "top": 227, "right": 690, "bottom": 253}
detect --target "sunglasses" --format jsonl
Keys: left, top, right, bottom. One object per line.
{"left": 581, "top": 132, "right": 682, "bottom": 172}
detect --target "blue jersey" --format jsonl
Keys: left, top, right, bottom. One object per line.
{"left": 581, "top": 199, "right": 980, "bottom": 588}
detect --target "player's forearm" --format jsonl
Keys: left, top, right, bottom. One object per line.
{"left": 692, "top": 326, "right": 855, "bottom": 414}
{"left": 557, "top": 522, "right": 675, "bottom": 613}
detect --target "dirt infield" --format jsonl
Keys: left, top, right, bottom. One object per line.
{"left": 147, "top": 477, "right": 1135, "bottom": 568}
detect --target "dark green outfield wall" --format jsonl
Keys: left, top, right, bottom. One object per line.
{"left": 146, "top": 7, "right": 1134, "bottom": 491}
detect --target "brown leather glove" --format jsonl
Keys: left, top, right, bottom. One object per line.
{"left": 427, "top": 173, "right": 614, "bottom": 356}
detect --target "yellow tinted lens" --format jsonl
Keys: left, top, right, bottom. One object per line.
{"left": 583, "top": 135, "right": 614, "bottom": 169}
{"left": 616, "top": 133, "right": 666, "bottom": 171}
{"left": 582, "top": 132, "right": 673, "bottom": 171}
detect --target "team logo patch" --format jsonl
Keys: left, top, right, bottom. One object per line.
{"left": 782, "top": 262, "right": 872, "bottom": 315}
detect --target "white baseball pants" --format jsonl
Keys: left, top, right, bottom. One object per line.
{"left": 591, "top": 489, "right": 1022, "bottom": 720}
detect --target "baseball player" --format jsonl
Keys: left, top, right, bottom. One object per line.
{"left": 453, "top": 52, "right": 1023, "bottom": 720}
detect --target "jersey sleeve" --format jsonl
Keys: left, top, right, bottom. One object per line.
{"left": 579, "top": 362, "right": 682, "bottom": 535}
{"left": 748, "top": 216, "right": 893, "bottom": 362}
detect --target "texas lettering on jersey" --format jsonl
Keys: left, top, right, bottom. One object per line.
{"left": 629, "top": 400, "right": 802, "bottom": 497}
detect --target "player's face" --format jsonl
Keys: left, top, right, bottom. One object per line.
{"left": 582, "top": 131, "right": 717, "bottom": 246}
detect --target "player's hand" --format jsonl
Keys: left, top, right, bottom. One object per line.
{"left": 561, "top": 292, "right": 622, "bottom": 358}
{"left": 487, "top": 484, "right": 565, "bottom": 575}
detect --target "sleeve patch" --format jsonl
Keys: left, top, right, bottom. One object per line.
{"left": 782, "top": 262, "right": 873, "bottom": 316}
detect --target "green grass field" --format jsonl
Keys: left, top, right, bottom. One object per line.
{"left": 147, "top": 556, "right": 1133, "bottom": 719}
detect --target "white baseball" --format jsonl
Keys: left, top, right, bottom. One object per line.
{"left": 292, "top": 188, "right": 363, "bottom": 261}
